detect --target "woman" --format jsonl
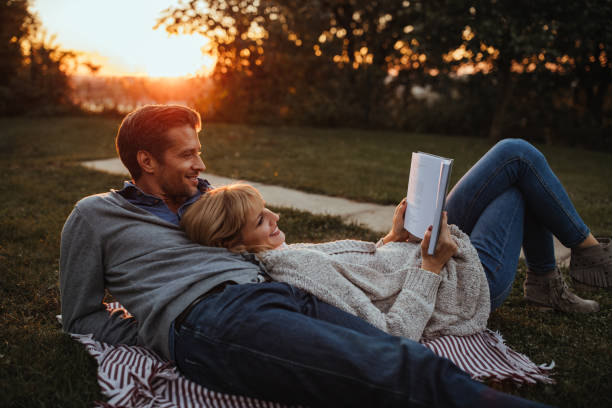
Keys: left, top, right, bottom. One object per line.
{"left": 181, "top": 139, "right": 608, "bottom": 335}
{"left": 182, "top": 181, "right": 490, "bottom": 341}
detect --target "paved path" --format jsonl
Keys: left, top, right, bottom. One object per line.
{"left": 81, "top": 158, "right": 570, "bottom": 266}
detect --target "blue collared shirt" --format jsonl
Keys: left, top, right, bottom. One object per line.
{"left": 116, "top": 178, "right": 212, "bottom": 225}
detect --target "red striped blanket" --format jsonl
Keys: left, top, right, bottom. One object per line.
{"left": 65, "top": 303, "right": 554, "bottom": 408}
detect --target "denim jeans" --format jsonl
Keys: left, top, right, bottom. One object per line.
{"left": 170, "top": 281, "right": 550, "bottom": 407}
{"left": 445, "top": 138, "right": 590, "bottom": 309}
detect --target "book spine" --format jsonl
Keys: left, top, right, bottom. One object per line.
{"left": 427, "top": 162, "right": 451, "bottom": 255}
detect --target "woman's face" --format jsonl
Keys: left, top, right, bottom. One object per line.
{"left": 240, "top": 202, "right": 285, "bottom": 250}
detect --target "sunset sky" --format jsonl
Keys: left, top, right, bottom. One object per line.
{"left": 31, "top": 0, "right": 216, "bottom": 77}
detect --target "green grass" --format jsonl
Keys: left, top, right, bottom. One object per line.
{"left": 0, "top": 115, "right": 610, "bottom": 407}
{"left": 200, "top": 123, "right": 612, "bottom": 236}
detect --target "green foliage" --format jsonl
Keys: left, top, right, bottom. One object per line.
{"left": 155, "top": 0, "right": 611, "bottom": 148}
{"left": 0, "top": 0, "right": 29, "bottom": 87}
{"left": 434, "top": 0, "right": 612, "bottom": 139}
{"left": 157, "top": 1, "right": 423, "bottom": 127}
{"left": 550, "top": 0, "right": 612, "bottom": 127}
{"left": 0, "top": 0, "right": 76, "bottom": 116}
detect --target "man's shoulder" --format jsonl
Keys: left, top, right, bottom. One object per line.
{"left": 68, "top": 191, "right": 130, "bottom": 220}
{"left": 75, "top": 191, "right": 121, "bottom": 208}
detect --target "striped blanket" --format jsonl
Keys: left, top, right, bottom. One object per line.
{"left": 66, "top": 303, "right": 554, "bottom": 408}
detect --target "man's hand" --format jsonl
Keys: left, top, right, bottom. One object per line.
{"left": 381, "top": 198, "right": 419, "bottom": 244}
{"left": 421, "top": 212, "right": 458, "bottom": 275}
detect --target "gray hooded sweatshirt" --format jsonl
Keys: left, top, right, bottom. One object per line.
{"left": 60, "top": 191, "right": 264, "bottom": 360}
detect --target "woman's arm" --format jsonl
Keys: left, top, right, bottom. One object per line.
{"left": 380, "top": 198, "right": 457, "bottom": 274}
{"left": 420, "top": 212, "right": 458, "bottom": 274}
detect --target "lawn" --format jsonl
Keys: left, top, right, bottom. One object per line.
{"left": 0, "top": 115, "right": 610, "bottom": 407}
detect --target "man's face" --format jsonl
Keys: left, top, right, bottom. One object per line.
{"left": 154, "top": 125, "right": 206, "bottom": 200}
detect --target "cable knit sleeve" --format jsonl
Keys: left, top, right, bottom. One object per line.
{"left": 369, "top": 267, "right": 441, "bottom": 340}
{"left": 421, "top": 225, "right": 490, "bottom": 339}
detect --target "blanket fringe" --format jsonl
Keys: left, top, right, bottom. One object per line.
{"left": 420, "top": 329, "right": 555, "bottom": 385}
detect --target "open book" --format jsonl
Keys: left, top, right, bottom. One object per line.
{"left": 404, "top": 152, "right": 453, "bottom": 255}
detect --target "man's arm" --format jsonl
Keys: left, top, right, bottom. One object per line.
{"left": 59, "top": 206, "right": 138, "bottom": 345}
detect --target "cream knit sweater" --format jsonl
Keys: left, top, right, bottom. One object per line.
{"left": 258, "top": 225, "right": 490, "bottom": 341}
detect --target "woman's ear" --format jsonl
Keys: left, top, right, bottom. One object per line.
{"left": 136, "top": 150, "right": 157, "bottom": 175}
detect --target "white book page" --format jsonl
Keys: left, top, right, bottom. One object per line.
{"left": 404, "top": 152, "right": 443, "bottom": 239}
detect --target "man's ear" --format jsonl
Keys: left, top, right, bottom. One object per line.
{"left": 136, "top": 150, "right": 157, "bottom": 175}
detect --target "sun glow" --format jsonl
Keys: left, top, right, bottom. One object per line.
{"left": 127, "top": 34, "right": 217, "bottom": 78}
{"left": 76, "top": 36, "right": 217, "bottom": 78}
{"left": 31, "top": 0, "right": 217, "bottom": 78}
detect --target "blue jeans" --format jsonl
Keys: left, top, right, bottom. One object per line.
{"left": 445, "top": 138, "right": 590, "bottom": 309}
{"left": 170, "top": 282, "right": 551, "bottom": 407}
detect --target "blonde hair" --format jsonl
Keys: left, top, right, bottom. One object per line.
{"left": 181, "top": 183, "right": 270, "bottom": 252}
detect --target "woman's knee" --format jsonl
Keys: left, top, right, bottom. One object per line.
{"left": 493, "top": 138, "right": 546, "bottom": 164}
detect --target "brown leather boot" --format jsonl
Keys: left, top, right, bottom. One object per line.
{"left": 570, "top": 237, "right": 611, "bottom": 290}
{"left": 524, "top": 268, "right": 600, "bottom": 313}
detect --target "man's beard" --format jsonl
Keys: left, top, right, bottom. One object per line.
{"left": 160, "top": 179, "right": 194, "bottom": 204}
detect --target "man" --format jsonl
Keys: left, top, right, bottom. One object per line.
{"left": 60, "top": 105, "right": 551, "bottom": 407}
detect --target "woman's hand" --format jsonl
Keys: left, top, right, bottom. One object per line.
{"left": 381, "top": 198, "right": 419, "bottom": 244}
{"left": 421, "top": 212, "right": 458, "bottom": 275}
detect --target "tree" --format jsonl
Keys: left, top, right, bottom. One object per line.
{"left": 0, "top": 0, "right": 31, "bottom": 109}
{"left": 0, "top": 0, "right": 75, "bottom": 115}
{"left": 157, "top": 0, "right": 610, "bottom": 145}
{"left": 421, "top": 0, "right": 611, "bottom": 140}
{"left": 551, "top": 0, "right": 612, "bottom": 128}
{"left": 157, "top": 0, "right": 432, "bottom": 126}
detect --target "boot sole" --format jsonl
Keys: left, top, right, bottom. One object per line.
{"left": 524, "top": 296, "right": 600, "bottom": 313}
{"left": 523, "top": 298, "right": 555, "bottom": 311}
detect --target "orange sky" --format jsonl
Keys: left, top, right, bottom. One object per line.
{"left": 31, "top": 0, "right": 216, "bottom": 77}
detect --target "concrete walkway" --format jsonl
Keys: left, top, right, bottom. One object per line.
{"left": 82, "top": 158, "right": 570, "bottom": 266}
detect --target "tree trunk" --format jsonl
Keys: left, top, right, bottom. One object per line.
{"left": 489, "top": 59, "right": 515, "bottom": 140}
{"left": 585, "top": 73, "right": 611, "bottom": 127}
